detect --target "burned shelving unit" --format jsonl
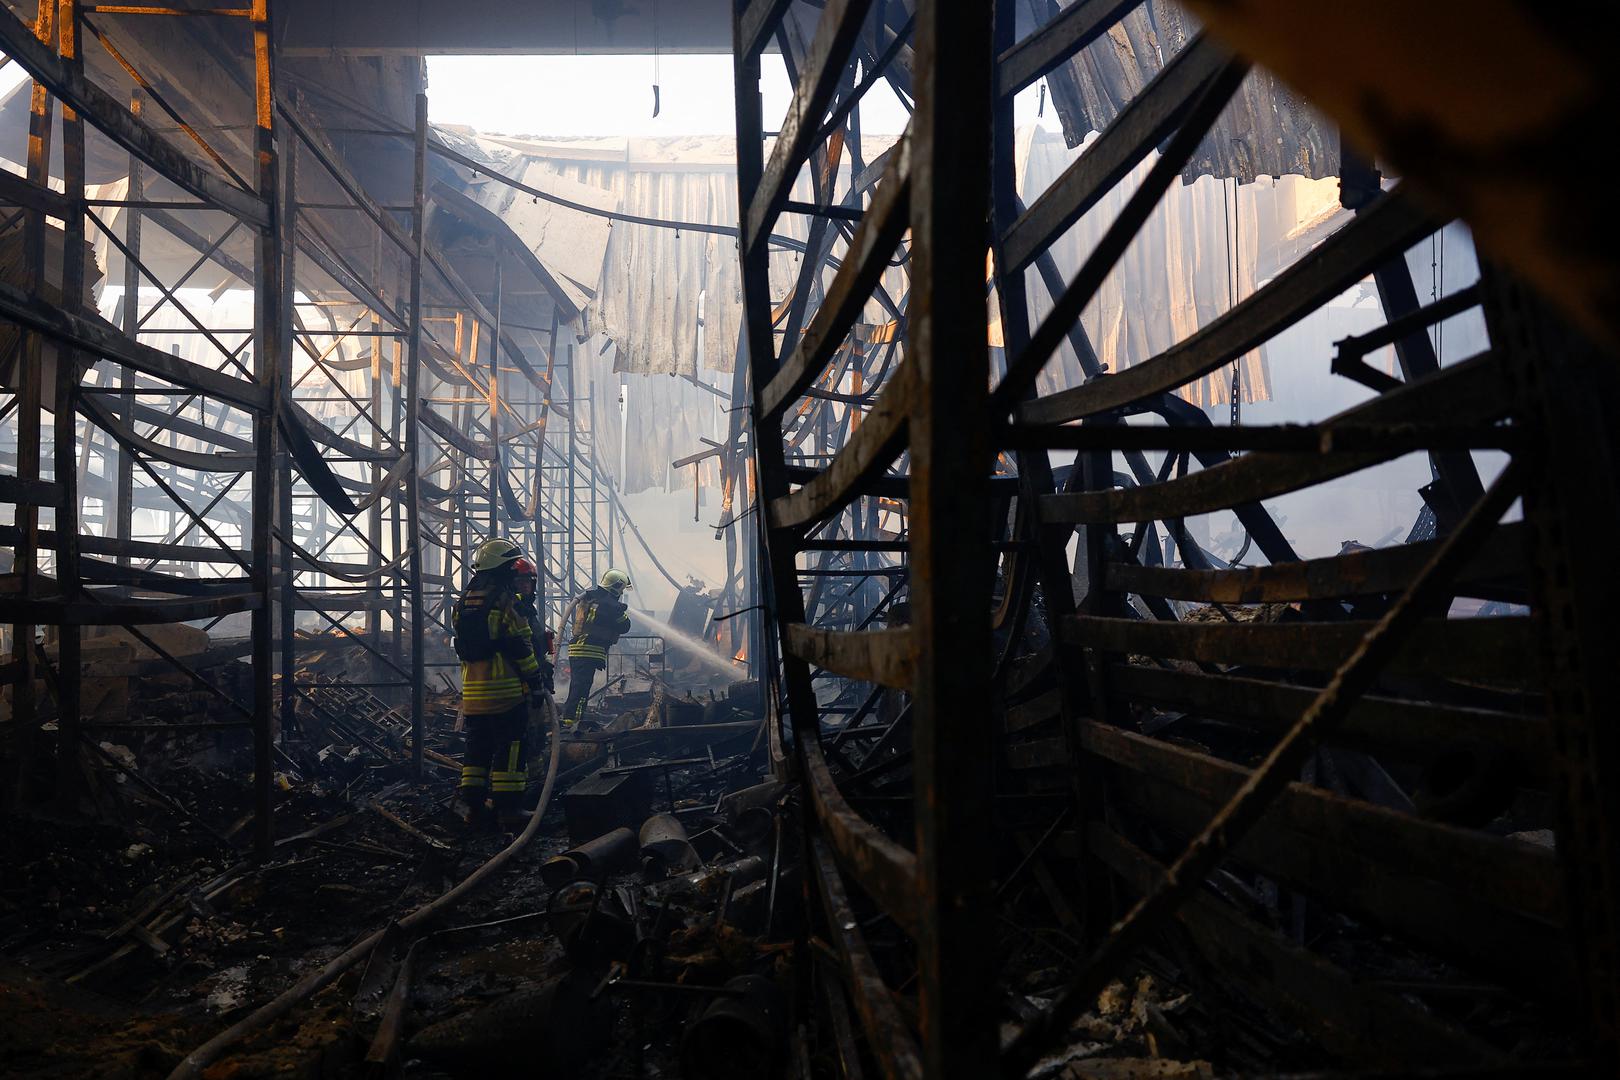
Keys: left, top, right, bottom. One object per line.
{"left": 732, "top": 0, "right": 1620, "bottom": 1077}
{"left": 0, "top": 1, "right": 622, "bottom": 850}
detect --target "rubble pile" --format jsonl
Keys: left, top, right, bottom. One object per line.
{"left": 0, "top": 628, "right": 818, "bottom": 1078}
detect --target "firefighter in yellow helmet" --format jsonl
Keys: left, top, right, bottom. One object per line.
{"left": 558, "top": 568, "right": 633, "bottom": 729}
{"left": 452, "top": 538, "right": 552, "bottom": 831}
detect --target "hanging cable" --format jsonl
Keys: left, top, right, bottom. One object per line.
{"left": 651, "top": 0, "right": 661, "bottom": 118}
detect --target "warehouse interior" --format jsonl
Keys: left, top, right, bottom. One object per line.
{"left": 2, "top": 1, "right": 1618, "bottom": 1077}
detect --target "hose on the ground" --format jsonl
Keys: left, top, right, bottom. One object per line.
{"left": 165, "top": 701, "right": 564, "bottom": 1080}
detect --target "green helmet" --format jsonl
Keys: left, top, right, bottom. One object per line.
{"left": 472, "top": 537, "right": 526, "bottom": 573}
{"left": 600, "top": 568, "right": 632, "bottom": 595}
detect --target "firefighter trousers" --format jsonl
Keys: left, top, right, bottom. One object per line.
{"left": 459, "top": 702, "right": 529, "bottom": 815}
{"left": 560, "top": 657, "right": 604, "bottom": 728}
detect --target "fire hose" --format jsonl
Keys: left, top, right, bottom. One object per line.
{"left": 165, "top": 700, "right": 564, "bottom": 1080}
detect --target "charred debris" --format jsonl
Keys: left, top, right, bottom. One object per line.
{"left": 5, "top": 1, "right": 1620, "bottom": 1079}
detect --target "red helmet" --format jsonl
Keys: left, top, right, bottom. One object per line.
{"left": 512, "top": 557, "right": 537, "bottom": 578}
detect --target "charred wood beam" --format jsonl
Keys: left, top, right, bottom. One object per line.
{"left": 1094, "top": 740, "right": 1573, "bottom": 1002}
{"left": 782, "top": 624, "right": 913, "bottom": 688}
{"left": 1089, "top": 823, "right": 1511, "bottom": 1065}
{"left": 1105, "top": 521, "right": 1527, "bottom": 604}
{"left": 1063, "top": 614, "right": 1538, "bottom": 687}
{"left": 1105, "top": 663, "right": 1548, "bottom": 774}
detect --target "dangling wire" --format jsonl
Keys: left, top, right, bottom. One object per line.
{"left": 651, "top": 0, "right": 661, "bottom": 118}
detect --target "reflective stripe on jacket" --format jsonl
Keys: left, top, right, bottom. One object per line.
{"left": 457, "top": 587, "right": 542, "bottom": 716}
{"left": 566, "top": 587, "right": 630, "bottom": 661}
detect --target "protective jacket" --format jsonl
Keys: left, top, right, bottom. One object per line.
{"left": 454, "top": 573, "right": 545, "bottom": 715}
{"left": 566, "top": 586, "right": 632, "bottom": 663}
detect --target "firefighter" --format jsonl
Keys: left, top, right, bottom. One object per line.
{"left": 558, "top": 568, "right": 633, "bottom": 729}
{"left": 452, "top": 538, "right": 550, "bottom": 831}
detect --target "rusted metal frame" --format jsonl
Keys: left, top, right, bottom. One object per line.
{"left": 78, "top": 13, "right": 251, "bottom": 190}
{"left": 136, "top": 206, "right": 259, "bottom": 303}
{"left": 292, "top": 220, "right": 407, "bottom": 331}
{"left": 423, "top": 248, "right": 550, "bottom": 394}
{"left": 908, "top": 0, "right": 998, "bottom": 1074}
{"left": 85, "top": 396, "right": 254, "bottom": 575}
{"left": 299, "top": 483, "right": 402, "bottom": 566}
{"left": 405, "top": 92, "right": 428, "bottom": 779}
{"left": 733, "top": 0, "right": 923, "bottom": 1024}
{"left": 0, "top": 281, "right": 267, "bottom": 410}
{"left": 744, "top": 0, "right": 878, "bottom": 256}
{"left": 87, "top": 208, "right": 255, "bottom": 381}
{"left": 771, "top": 368, "right": 913, "bottom": 530}
{"left": 759, "top": 143, "right": 911, "bottom": 420}
{"left": 996, "top": 0, "right": 1137, "bottom": 98}
{"left": 0, "top": 477, "right": 64, "bottom": 505}
{"left": 287, "top": 309, "right": 371, "bottom": 387}
{"left": 809, "top": 836, "right": 924, "bottom": 1080}
{"left": 1105, "top": 663, "right": 1547, "bottom": 772}
{"left": 79, "top": 394, "right": 249, "bottom": 472}
{"left": 817, "top": 960, "right": 867, "bottom": 1080}
{"left": 737, "top": 0, "right": 794, "bottom": 61}
{"left": 810, "top": 10, "right": 912, "bottom": 149}
{"left": 993, "top": 55, "right": 1251, "bottom": 413}
{"left": 1019, "top": 234, "right": 1282, "bottom": 567}
{"left": 771, "top": 19, "right": 849, "bottom": 374}
{"left": 1043, "top": 353, "right": 1507, "bottom": 524}
{"left": 1108, "top": 520, "right": 1527, "bottom": 605}
{"left": 800, "top": 713, "right": 922, "bottom": 936}
{"left": 78, "top": 557, "right": 249, "bottom": 594}
{"left": 275, "top": 123, "right": 300, "bottom": 746}
{"left": 1, "top": 591, "right": 259, "bottom": 624}
{"left": 1370, "top": 252, "right": 1487, "bottom": 529}
{"left": 989, "top": 0, "right": 1108, "bottom": 951}
{"left": 1087, "top": 823, "right": 1509, "bottom": 1065}
{"left": 783, "top": 625, "right": 912, "bottom": 688}
{"left": 44, "top": 0, "right": 87, "bottom": 808}
{"left": 0, "top": 522, "right": 244, "bottom": 565}
{"left": 1486, "top": 269, "right": 1620, "bottom": 1067}
{"left": 0, "top": 3, "right": 266, "bottom": 226}
{"left": 284, "top": 321, "right": 395, "bottom": 447}
{"left": 1002, "top": 461, "right": 1524, "bottom": 1071}
{"left": 81, "top": 5, "right": 251, "bottom": 14}
{"left": 1097, "top": 738, "right": 1573, "bottom": 1002}
{"left": 125, "top": 219, "right": 242, "bottom": 333}
{"left": 276, "top": 95, "right": 413, "bottom": 255}
{"left": 1086, "top": 719, "right": 1562, "bottom": 925}
{"left": 1065, "top": 612, "right": 1535, "bottom": 686}
{"left": 0, "top": 166, "right": 70, "bottom": 215}
{"left": 246, "top": 0, "right": 278, "bottom": 856}
{"left": 131, "top": 464, "right": 245, "bottom": 561}
{"left": 1333, "top": 281, "right": 1481, "bottom": 377}
{"left": 1000, "top": 33, "right": 1229, "bottom": 277}
{"left": 1017, "top": 187, "right": 1439, "bottom": 424}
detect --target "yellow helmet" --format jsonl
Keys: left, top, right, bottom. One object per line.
{"left": 600, "top": 568, "right": 632, "bottom": 595}
{"left": 472, "top": 537, "right": 526, "bottom": 573}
